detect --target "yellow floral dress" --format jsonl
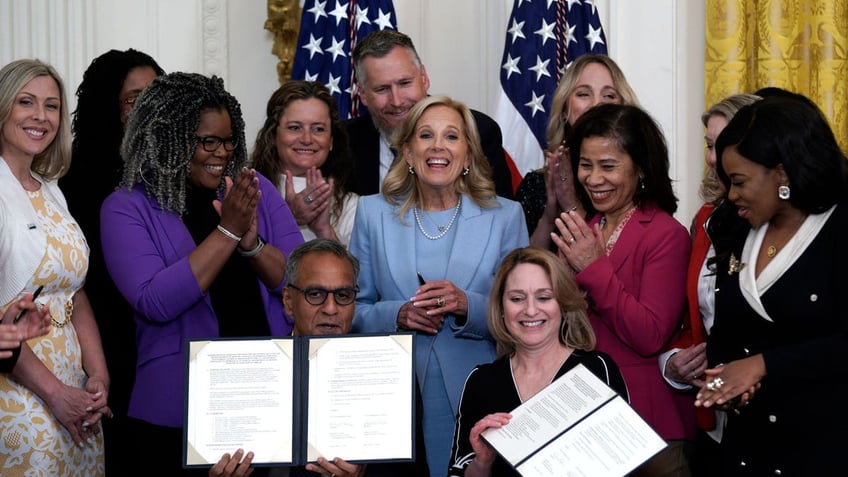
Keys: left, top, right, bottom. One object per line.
{"left": 0, "top": 189, "right": 104, "bottom": 476}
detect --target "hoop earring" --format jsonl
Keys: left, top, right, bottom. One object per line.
{"left": 778, "top": 185, "right": 790, "bottom": 200}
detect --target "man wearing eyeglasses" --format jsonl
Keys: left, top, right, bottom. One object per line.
{"left": 283, "top": 239, "right": 359, "bottom": 338}
{"left": 210, "top": 238, "right": 427, "bottom": 477}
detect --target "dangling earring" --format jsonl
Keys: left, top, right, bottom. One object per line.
{"left": 778, "top": 185, "right": 791, "bottom": 200}
{"left": 408, "top": 165, "right": 415, "bottom": 175}
{"left": 462, "top": 167, "right": 470, "bottom": 176}
{"left": 639, "top": 177, "right": 645, "bottom": 190}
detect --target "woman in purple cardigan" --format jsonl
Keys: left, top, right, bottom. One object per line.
{"left": 100, "top": 72, "right": 302, "bottom": 477}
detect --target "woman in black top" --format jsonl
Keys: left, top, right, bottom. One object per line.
{"left": 448, "top": 247, "right": 627, "bottom": 476}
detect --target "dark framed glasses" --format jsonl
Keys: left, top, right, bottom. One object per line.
{"left": 287, "top": 284, "right": 359, "bottom": 306}
{"left": 196, "top": 135, "right": 238, "bottom": 152}
{"left": 120, "top": 94, "right": 140, "bottom": 106}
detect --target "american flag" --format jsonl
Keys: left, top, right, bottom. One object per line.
{"left": 291, "top": 0, "right": 398, "bottom": 120}
{"left": 493, "top": 0, "right": 608, "bottom": 176}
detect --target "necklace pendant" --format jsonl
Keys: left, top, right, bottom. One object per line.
{"left": 437, "top": 226, "right": 446, "bottom": 232}
{"left": 766, "top": 245, "right": 777, "bottom": 258}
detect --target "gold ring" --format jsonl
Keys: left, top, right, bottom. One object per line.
{"left": 436, "top": 296, "right": 445, "bottom": 307}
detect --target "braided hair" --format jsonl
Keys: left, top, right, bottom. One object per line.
{"left": 120, "top": 72, "right": 247, "bottom": 214}
{"left": 71, "top": 49, "right": 164, "bottom": 162}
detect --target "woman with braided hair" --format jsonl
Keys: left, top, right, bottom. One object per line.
{"left": 101, "top": 72, "right": 302, "bottom": 476}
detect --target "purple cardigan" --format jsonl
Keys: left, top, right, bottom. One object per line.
{"left": 100, "top": 173, "right": 303, "bottom": 427}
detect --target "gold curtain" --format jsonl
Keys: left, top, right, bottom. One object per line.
{"left": 705, "top": 0, "right": 848, "bottom": 151}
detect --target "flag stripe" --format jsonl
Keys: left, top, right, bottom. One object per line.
{"left": 291, "top": 0, "right": 398, "bottom": 119}
{"left": 495, "top": 0, "right": 608, "bottom": 176}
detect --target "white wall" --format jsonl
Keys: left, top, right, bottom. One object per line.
{"left": 0, "top": 0, "right": 705, "bottom": 222}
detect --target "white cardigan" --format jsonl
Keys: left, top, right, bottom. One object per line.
{"left": 0, "top": 157, "right": 79, "bottom": 306}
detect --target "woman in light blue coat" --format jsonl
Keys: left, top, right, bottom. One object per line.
{"left": 349, "top": 96, "right": 528, "bottom": 476}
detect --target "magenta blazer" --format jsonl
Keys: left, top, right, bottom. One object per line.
{"left": 575, "top": 205, "right": 695, "bottom": 440}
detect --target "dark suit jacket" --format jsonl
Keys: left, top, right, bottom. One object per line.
{"left": 707, "top": 203, "right": 848, "bottom": 476}
{"left": 345, "top": 109, "right": 515, "bottom": 199}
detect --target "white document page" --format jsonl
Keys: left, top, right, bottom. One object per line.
{"left": 516, "top": 396, "right": 666, "bottom": 477}
{"left": 483, "top": 363, "right": 618, "bottom": 466}
{"left": 186, "top": 339, "right": 294, "bottom": 465}
{"left": 482, "top": 363, "right": 666, "bottom": 477}
{"left": 306, "top": 334, "right": 413, "bottom": 462}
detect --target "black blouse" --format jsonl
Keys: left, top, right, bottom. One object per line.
{"left": 183, "top": 186, "right": 269, "bottom": 338}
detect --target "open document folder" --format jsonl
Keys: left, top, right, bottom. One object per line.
{"left": 183, "top": 333, "right": 415, "bottom": 469}
{"left": 482, "top": 363, "right": 666, "bottom": 477}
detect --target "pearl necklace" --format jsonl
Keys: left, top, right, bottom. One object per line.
{"left": 413, "top": 196, "right": 462, "bottom": 240}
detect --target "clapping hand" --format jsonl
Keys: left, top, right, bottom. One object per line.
{"left": 214, "top": 168, "right": 261, "bottom": 242}
{"left": 551, "top": 209, "right": 605, "bottom": 272}
{"left": 542, "top": 146, "right": 579, "bottom": 220}
{"left": 284, "top": 167, "right": 332, "bottom": 227}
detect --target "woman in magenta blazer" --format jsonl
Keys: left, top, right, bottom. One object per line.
{"left": 552, "top": 104, "right": 693, "bottom": 476}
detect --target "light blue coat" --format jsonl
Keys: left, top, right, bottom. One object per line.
{"left": 350, "top": 193, "right": 529, "bottom": 416}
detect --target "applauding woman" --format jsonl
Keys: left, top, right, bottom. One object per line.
{"left": 101, "top": 72, "right": 302, "bottom": 476}
{"left": 696, "top": 95, "right": 848, "bottom": 475}
{"left": 252, "top": 81, "right": 358, "bottom": 245}
{"left": 515, "top": 54, "right": 639, "bottom": 249}
{"left": 350, "top": 96, "right": 528, "bottom": 474}
{"left": 448, "top": 247, "right": 626, "bottom": 476}
{"left": 552, "top": 104, "right": 693, "bottom": 476}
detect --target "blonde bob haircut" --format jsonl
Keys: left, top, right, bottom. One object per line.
{"left": 546, "top": 54, "right": 639, "bottom": 153}
{"left": 382, "top": 95, "right": 496, "bottom": 218}
{"left": 487, "top": 247, "right": 596, "bottom": 358}
{"left": 0, "top": 59, "right": 71, "bottom": 180}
